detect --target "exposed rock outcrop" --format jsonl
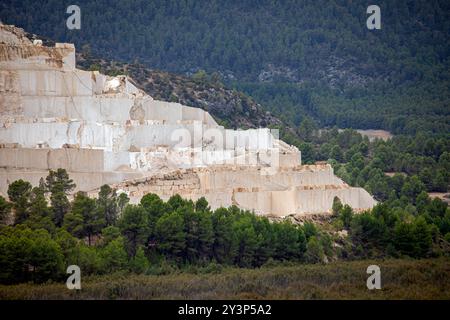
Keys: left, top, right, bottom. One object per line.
{"left": 0, "top": 24, "right": 377, "bottom": 215}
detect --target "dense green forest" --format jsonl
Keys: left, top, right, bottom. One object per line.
{"left": 290, "top": 121, "right": 450, "bottom": 193}
{"left": 1, "top": 0, "right": 449, "bottom": 133}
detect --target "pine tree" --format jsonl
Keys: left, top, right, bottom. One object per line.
{"left": 401, "top": 175, "right": 426, "bottom": 203}
{"left": 155, "top": 211, "right": 186, "bottom": 262}
{"left": 7, "top": 179, "right": 32, "bottom": 225}
{"left": 167, "top": 194, "right": 185, "bottom": 211}
{"left": 100, "top": 236, "right": 128, "bottom": 272}
{"left": 50, "top": 191, "right": 71, "bottom": 227}
{"left": 118, "top": 205, "right": 149, "bottom": 257}
{"left": 196, "top": 210, "right": 214, "bottom": 261}
{"left": 0, "top": 227, "right": 64, "bottom": 283}
{"left": 195, "top": 197, "right": 210, "bottom": 212}
{"left": 330, "top": 145, "right": 343, "bottom": 162}
{"left": 304, "top": 236, "right": 324, "bottom": 264}
{"left": 29, "top": 187, "right": 51, "bottom": 218}
{"left": 233, "top": 216, "right": 258, "bottom": 267}
{"left": 96, "top": 185, "right": 119, "bottom": 226}
{"left": 340, "top": 205, "right": 354, "bottom": 229}
{"left": 45, "top": 169, "right": 76, "bottom": 227}
{"left": 394, "top": 222, "right": 417, "bottom": 257}
{"left": 0, "top": 195, "right": 11, "bottom": 225}
{"left": 45, "top": 169, "right": 76, "bottom": 194}
{"left": 273, "top": 222, "right": 301, "bottom": 261}
{"left": 71, "top": 192, "right": 104, "bottom": 245}
{"left": 415, "top": 191, "right": 430, "bottom": 214}
{"left": 413, "top": 217, "right": 432, "bottom": 257}
{"left": 117, "top": 193, "right": 130, "bottom": 216}
{"left": 101, "top": 226, "right": 121, "bottom": 245}
{"left": 26, "top": 187, "right": 54, "bottom": 232}
{"left": 211, "top": 208, "right": 237, "bottom": 264}
{"left": 253, "top": 217, "right": 275, "bottom": 266}
{"left": 55, "top": 229, "right": 79, "bottom": 264}
{"left": 28, "top": 229, "right": 64, "bottom": 282}
{"left": 140, "top": 193, "right": 168, "bottom": 236}
{"left": 332, "top": 196, "right": 343, "bottom": 216}
{"left": 129, "top": 246, "right": 150, "bottom": 273}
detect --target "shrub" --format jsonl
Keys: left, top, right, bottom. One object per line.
{"left": 304, "top": 236, "right": 324, "bottom": 264}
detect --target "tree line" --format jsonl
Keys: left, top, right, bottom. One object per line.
{"left": 276, "top": 120, "right": 449, "bottom": 201}
{"left": 0, "top": 169, "right": 311, "bottom": 284}
{"left": 1, "top": 166, "right": 449, "bottom": 284}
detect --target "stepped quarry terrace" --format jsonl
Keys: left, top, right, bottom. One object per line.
{"left": 0, "top": 24, "right": 376, "bottom": 216}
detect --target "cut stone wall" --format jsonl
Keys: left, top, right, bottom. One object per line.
{"left": 233, "top": 186, "right": 375, "bottom": 216}
{"left": 0, "top": 23, "right": 377, "bottom": 217}
{"left": 0, "top": 121, "right": 279, "bottom": 155}
{"left": 0, "top": 168, "right": 145, "bottom": 196}
{"left": 0, "top": 147, "right": 104, "bottom": 171}
{"left": 99, "top": 165, "right": 377, "bottom": 216}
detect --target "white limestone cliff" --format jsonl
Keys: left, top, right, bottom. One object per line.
{"left": 0, "top": 24, "right": 377, "bottom": 216}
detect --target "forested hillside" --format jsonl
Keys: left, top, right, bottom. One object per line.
{"left": 1, "top": 0, "right": 449, "bottom": 134}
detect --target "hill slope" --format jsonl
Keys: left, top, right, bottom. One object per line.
{"left": 76, "top": 54, "right": 284, "bottom": 130}
{"left": 1, "top": 0, "right": 449, "bottom": 134}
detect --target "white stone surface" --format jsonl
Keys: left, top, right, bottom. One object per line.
{"left": 0, "top": 23, "right": 377, "bottom": 216}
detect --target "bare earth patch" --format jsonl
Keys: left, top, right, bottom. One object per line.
{"left": 428, "top": 193, "right": 450, "bottom": 204}
{"left": 356, "top": 129, "right": 393, "bottom": 141}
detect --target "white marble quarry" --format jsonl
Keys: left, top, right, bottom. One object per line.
{"left": 0, "top": 24, "right": 377, "bottom": 215}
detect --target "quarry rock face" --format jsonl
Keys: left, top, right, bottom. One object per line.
{"left": 0, "top": 24, "right": 377, "bottom": 216}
